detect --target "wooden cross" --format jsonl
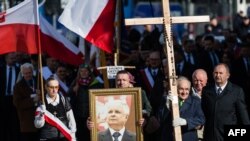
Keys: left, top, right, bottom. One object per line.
{"left": 125, "top": 1, "right": 209, "bottom": 141}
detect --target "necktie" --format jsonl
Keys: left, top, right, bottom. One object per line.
{"left": 7, "top": 67, "right": 12, "bottom": 95}
{"left": 212, "top": 52, "right": 219, "bottom": 66}
{"left": 209, "top": 52, "right": 219, "bottom": 67}
{"left": 187, "top": 53, "right": 191, "bottom": 64}
{"left": 153, "top": 70, "right": 157, "bottom": 77}
{"left": 29, "top": 79, "right": 35, "bottom": 92}
{"left": 217, "top": 87, "right": 222, "bottom": 95}
{"left": 246, "top": 58, "right": 250, "bottom": 73}
{"left": 113, "top": 132, "right": 120, "bottom": 141}
{"left": 179, "top": 100, "right": 184, "bottom": 107}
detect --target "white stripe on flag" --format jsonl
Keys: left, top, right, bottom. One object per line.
{"left": 44, "top": 110, "right": 74, "bottom": 141}
{"left": 58, "top": 0, "right": 108, "bottom": 38}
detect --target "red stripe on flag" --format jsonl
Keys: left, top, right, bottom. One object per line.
{"left": 41, "top": 33, "right": 83, "bottom": 66}
{"left": 44, "top": 115, "right": 72, "bottom": 141}
{"left": 0, "top": 24, "right": 38, "bottom": 54}
{"left": 85, "top": 0, "right": 116, "bottom": 53}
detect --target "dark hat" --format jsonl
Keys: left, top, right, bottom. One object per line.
{"left": 79, "top": 64, "right": 89, "bottom": 68}
{"left": 79, "top": 64, "right": 91, "bottom": 72}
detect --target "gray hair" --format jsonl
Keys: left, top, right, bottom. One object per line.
{"left": 20, "top": 63, "right": 34, "bottom": 75}
{"left": 105, "top": 99, "right": 130, "bottom": 115}
{"left": 192, "top": 69, "right": 208, "bottom": 80}
{"left": 177, "top": 76, "right": 191, "bottom": 88}
{"left": 214, "top": 63, "right": 230, "bottom": 74}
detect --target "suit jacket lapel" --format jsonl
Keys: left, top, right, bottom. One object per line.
{"left": 99, "top": 129, "right": 113, "bottom": 141}
{"left": 220, "top": 82, "right": 232, "bottom": 96}
{"left": 180, "top": 96, "right": 191, "bottom": 113}
{"left": 122, "top": 130, "right": 134, "bottom": 141}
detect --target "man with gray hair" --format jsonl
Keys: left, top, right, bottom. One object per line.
{"left": 191, "top": 69, "right": 208, "bottom": 140}
{"left": 98, "top": 99, "right": 136, "bottom": 141}
{"left": 191, "top": 69, "right": 208, "bottom": 99}
{"left": 202, "top": 63, "right": 250, "bottom": 141}
{"left": 13, "top": 63, "right": 40, "bottom": 141}
{"left": 166, "top": 76, "right": 205, "bottom": 141}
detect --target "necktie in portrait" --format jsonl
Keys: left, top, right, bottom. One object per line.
{"left": 113, "top": 132, "right": 121, "bottom": 141}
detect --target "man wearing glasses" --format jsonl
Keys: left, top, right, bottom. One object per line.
{"left": 34, "top": 77, "right": 76, "bottom": 141}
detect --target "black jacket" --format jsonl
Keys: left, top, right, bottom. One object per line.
{"left": 201, "top": 81, "right": 250, "bottom": 141}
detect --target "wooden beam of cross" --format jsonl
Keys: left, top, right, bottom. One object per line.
{"left": 125, "top": 1, "right": 209, "bottom": 141}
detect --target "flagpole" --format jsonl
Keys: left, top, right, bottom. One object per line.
{"left": 36, "top": 0, "right": 45, "bottom": 105}
{"left": 114, "top": 0, "right": 122, "bottom": 66}
{"left": 3, "top": 0, "right": 7, "bottom": 10}
{"left": 100, "top": 51, "right": 109, "bottom": 88}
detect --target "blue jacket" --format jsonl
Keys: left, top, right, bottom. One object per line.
{"left": 180, "top": 95, "right": 205, "bottom": 141}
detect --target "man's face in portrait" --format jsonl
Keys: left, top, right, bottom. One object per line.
{"left": 106, "top": 102, "right": 129, "bottom": 130}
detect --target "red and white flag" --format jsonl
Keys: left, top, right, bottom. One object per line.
{"left": 0, "top": 0, "right": 83, "bottom": 66}
{"left": 35, "top": 106, "right": 75, "bottom": 141}
{"left": 58, "top": 0, "right": 116, "bottom": 53}
{"left": 39, "top": 15, "right": 83, "bottom": 66}
{"left": 0, "top": 0, "right": 39, "bottom": 54}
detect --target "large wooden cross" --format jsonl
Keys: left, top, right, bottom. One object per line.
{"left": 125, "top": 1, "right": 209, "bottom": 141}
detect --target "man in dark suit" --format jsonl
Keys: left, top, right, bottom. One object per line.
{"left": 201, "top": 63, "right": 250, "bottom": 141}
{"left": 231, "top": 45, "right": 250, "bottom": 116}
{"left": 182, "top": 39, "right": 200, "bottom": 68}
{"left": 0, "top": 53, "right": 20, "bottom": 141}
{"left": 98, "top": 127, "right": 136, "bottom": 141}
{"left": 162, "top": 76, "right": 205, "bottom": 141}
{"left": 174, "top": 47, "right": 196, "bottom": 81}
{"left": 199, "top": 35, "right": 221, "bottom": 82}
{"left": 98, "top": 100, "right": 136, "bottom": 141}
{"left": 13, "top": 63, "right": 40, "bottom": 141}
{"left": 137, "top": 50, "right": 165, "bottom": 116}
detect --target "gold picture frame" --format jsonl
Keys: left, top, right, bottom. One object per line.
{"left": 89, "top": 87, "right": 143, "bottom": 141}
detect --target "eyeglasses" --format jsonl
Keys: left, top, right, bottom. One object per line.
{"left": 48, "top": 86, "right": 59, "bottom": 89}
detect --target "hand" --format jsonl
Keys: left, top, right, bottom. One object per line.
{"left": 36, "top": 89, "right": 41, "bottom": 95}
{"left": 73, "top": 83, "right": 79, "bottom": 93}
{"left": 172, "top": 117, "right": 187, "bottom": 127}
{"left": 138, "top": 118, "right": 145, "bottom": 127}
{"left": 71, "top": 132, "right": 76, "bottom": 141}
{"left": 142, "top": 110, "right": 149, "bottom": 117}
{"left": 195, "top": 125, "right": 203, "bottom": 130}
{"left": 40, "top": 104, "right": 46, "bottom": 114}
{"left": 33, "top": 94, "right": 40, "bottom": 103}
{"left": 167, "top": 91, "right": 178, "bottom": 101}
{"left": 87, "top": 117, "right": 94, "bottom": 130}
{"left": 166, "top": 91, "right": 178, "bottom": 109}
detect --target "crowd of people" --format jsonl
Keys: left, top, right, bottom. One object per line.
{"left": 1, "top": 11, "right": 250, "bottom": 141}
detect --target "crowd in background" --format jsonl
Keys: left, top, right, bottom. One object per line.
{"left": 1, "top": 10, "right": 250, "bottom": 141}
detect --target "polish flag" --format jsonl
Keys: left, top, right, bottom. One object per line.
{"left": 0, "top": 0, "right": 83, "bottom": 66}
{"left": 58, "top": 0, "right": 116, "bottom": 53}
{"left": 39, "top": 14, "right": 83, "bottom": 66}
{"left": 35, "top": 106, "right": 76, "bottom": 141}
{"left": 0, "top": 0, "right": 39, "bottom": 54}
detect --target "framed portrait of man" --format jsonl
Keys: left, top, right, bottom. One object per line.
{"left": 89, "top": 87, "right": 143, "bottom": 141}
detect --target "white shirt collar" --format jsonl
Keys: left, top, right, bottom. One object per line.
{"left": 215, "top": 81, "right": 228, "bottom": 91}
{"left": 46, "top": 93, "right": 60, "bottom": 106}
{"left": 151, "top": 68, "right": 158, "bottom": 72}
{"left": 7, "top": 65, "right": 12, "bottom": 69}
{"left": 191, "top": 87, "right": 201, "bottom": 99}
